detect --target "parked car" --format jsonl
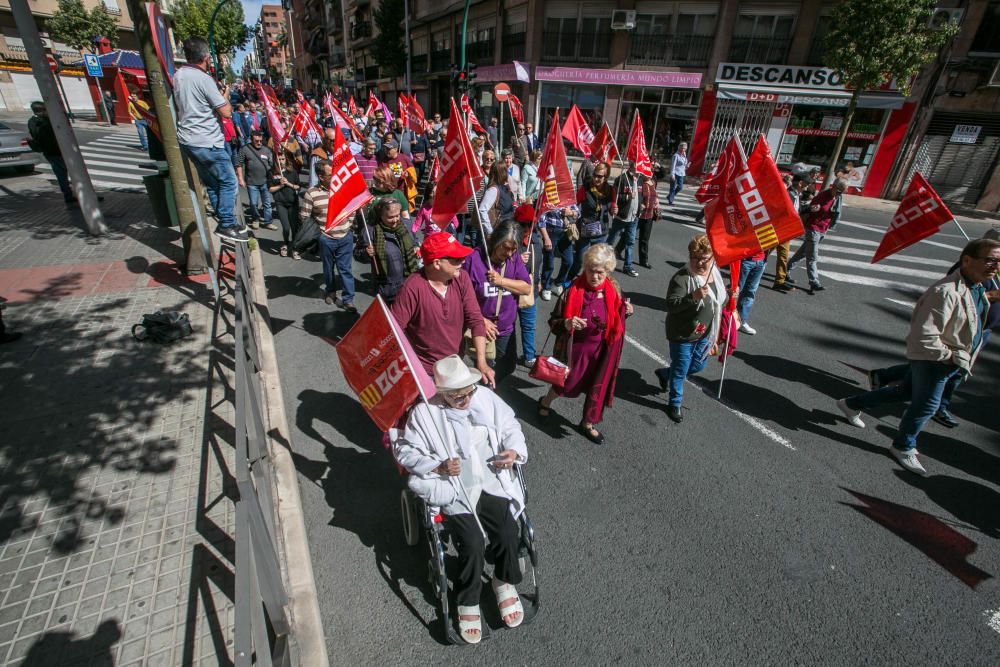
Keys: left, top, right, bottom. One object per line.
{"left": 0, "top": 122, "right": 41, "bottom": 174}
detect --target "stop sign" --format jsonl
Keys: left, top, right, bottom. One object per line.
{"left": 46, "top": 54, "right": 59, "bottom": 72}
{"left": 493, "top": 83, "right": 510, "bottom": 102}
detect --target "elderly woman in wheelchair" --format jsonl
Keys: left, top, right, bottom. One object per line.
{"left": 394, "top": 355, "right": 530, "bottom": 644}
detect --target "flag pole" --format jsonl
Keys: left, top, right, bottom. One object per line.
{"left": 358, "top": 208, "right": 381, "bottom": 276}
{"left": 378, "top": 296, "right": 486, "bottom": 540}
{"left": 717, "top": 309, "right": 735, "bottom": 399}
{"left": 952, "top": 218, "right": 971, "bottom": 241}
{"left": 732, "top": 131, "right": 748, "bottom": 168}
{"left": 468, "top": 175, "right": 491, "bottom": 255}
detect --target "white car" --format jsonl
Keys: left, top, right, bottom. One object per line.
{"left": 0, "top": 122, "right": 42, "bottom": 174}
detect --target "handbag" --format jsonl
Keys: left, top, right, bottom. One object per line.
{"left": 518, "top": 245, "right": 535, "bottom": 309}
{"left": 465, "top": 259, "right": 506, "bottom": 362}
{"left": 564, "top": 220, "right": 580, "bottom": 242}
{"left": 530, "top": 319, "right": 573, "bottom": 388}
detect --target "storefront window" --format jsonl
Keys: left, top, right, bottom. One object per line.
{"left": 615, "top": 88, "right": 699, "bottom": 166}
{"left": 778, "top": 105, "right": 887, "bottom": 187}
{"left": 538, "top": 84, "right": 606, "bottom": 151}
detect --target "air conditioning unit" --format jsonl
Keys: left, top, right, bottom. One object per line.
{"left": 929, "top": 7, "right": 964, "bottom": 29}
{"left": 611, "top": 10, "right": 637, "bottom": 30}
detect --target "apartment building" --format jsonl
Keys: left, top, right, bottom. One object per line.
{"left": 257, "top": 4, "right": 289, "bottom": 84}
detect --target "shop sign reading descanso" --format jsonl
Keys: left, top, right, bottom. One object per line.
{"left": 717, "top": 64, "right": 847, "bottom": 90}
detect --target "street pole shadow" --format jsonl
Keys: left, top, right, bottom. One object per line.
{"left": 840, "top": 487, "right": 993, "bottom": 588}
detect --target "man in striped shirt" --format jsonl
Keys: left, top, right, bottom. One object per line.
{"left": 302, "top": 159, "right": 358, "bottom": 313}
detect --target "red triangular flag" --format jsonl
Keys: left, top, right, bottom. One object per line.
{"left": 325, "top": 127, "right": 373, "bottom": 232}
{"left": 696, "top": 136, "right": 742, "bottom": 204}
{"left": 508, "top": 94, "right": 524, "bottom": 124}
{"left": 348, "top": 96, "right": 358, "bottom": 116}
{"left": 431, "top": 99, "right": 479, "bottom": 225}
{"left": 408, "top": 95, "right": 426, "bottom": 135}
{"left": 872, "top": 173, "right": 953, "bottom": 264}
{"left": 255, "top": 82, "right": 286, "bottom": 142}
{"left": 589, "top": 121, "right": 619, "bottom": 164}
{"left": 397, "top": 93, "right": 410, "bottom": 130}
{"left": 535, "top": 108, "right": 576, "bottom": 219}
{"left": 561, "top": 104, "right": 594, "bottom": 157}
{"left": 625, "top": 111, "right": 652, "bottom": 178}
{"left": 460, "top": 94, "right": 487, "bottom": 137}
{"left": 365, "top": 91, "right": 379, "bottom": 117}
{"left": 325, "top": 96, "right": 364, "bottom": 143}
{"left": 704, "top": 135, "right": 804, "bottom": 266}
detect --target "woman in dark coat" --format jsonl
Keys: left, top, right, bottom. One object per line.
{"left": 538, "top": 243, "right": 634, "bottom": 444}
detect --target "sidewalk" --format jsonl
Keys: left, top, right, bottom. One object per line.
{"left": 0, "top": 190, "right": 232, "bottom": 665}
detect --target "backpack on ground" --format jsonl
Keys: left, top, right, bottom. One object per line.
{"left": 132, "top": 310, "right": 193, "bottom": 344}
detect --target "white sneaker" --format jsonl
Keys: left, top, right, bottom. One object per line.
{"left": 739, "top": 323, "right": 757, "bottom": 335}
{"left": 890, "top": 446, "right": 927, "bottom": 475}
{"left": 552, "top": 285, "right": 564, "bottom": 296}
{"left": 540, "top": 289, "right": 552, "bottom": 301}
{"left": 836, "top": 399, "right": 865, "bottom": 428}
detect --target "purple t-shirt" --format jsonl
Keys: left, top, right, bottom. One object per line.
{"left": 463, "top": 249, "right": 531, "bottom": 336}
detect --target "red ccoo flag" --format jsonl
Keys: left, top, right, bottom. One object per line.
{"left": 255, "top": 82, "right": 286, "bottom": 143}
{"left": 589, "top": 121, "right": 619, "bottom": 164}
{"left": 325, "top": 96, "right": 365, "bottom": 143}
{"left": 534, "top": 109, "right": 576, "bottom": 219}
{"left": 397, "top": 93, "right": 410, "bottom": 130}
{"left": 562, "top": 104, "right": 594, "bottom": 157}
{"left": 460, "top": 94, "right": 487, "bottom": 137}
{"left": 696, "top": 137, "right": 742, "bottom": 204}
{"left": 704, "top": 135, "right": 804, "bottom": 266}
{"left": 431, "top": 98, "right": 482, "bottom": 226}
{"left": 335, "top": 296, "right": 436, "bottom": 432}
{"left": 872, "top": 172, "right": 953, "bottom": 264}
{"left": 365, "top": 90, "right": 379, "bottom": 117}
{"left": 625, "top": 111, "right": 653, "bottom": 178}
{"left": 508, "top": 94, "right": 524, "bottom": 124}
{"left": 348, "top": 95, "right": 358, "bottom": 116}
{"left": 325, "top": 126, "right": 374, "bottom": 232}
{"left": 408, "top": 95, "right": 426, "bottom": 135}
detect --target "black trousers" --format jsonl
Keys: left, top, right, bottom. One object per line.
{"left": 490, "top": 330, "right": 518, "bottom": 384}
{"left": 447, "top": 492, "right": 523, "bottom": 606}
{"left": 636, "top": 217, "right": 654, "bottom": 265}
{"left": 274, "top": 201, "right": 299, "bottom": 245}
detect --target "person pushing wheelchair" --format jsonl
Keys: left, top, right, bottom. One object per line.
{"left": 394, "top": 355, "right": 529, "bottom": 644}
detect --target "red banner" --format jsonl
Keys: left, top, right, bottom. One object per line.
{"left": 336, "top": 298, "right": 436, "bottom": 432}
{"left": 254, "top": 82, "right": 286, "bottom": 144}
{"left": 348, "top": 96, "right": 358, "bottom": 116}
{"left": 325, "top": 127, "right": 374, "bottom": 232}
{"left": 704, "top": 135, "right": 804, "bottom": 266}
{"left": 508, "top": 94, "right": 524, "bottom": 124}
{"left": 589, "top": 121, "right": 619, "bottom": 164}
{"left": 365, "top": 90, "right": 379, "bottom": 118}
{"left": 461, "top": 94, "right": 487, "bottom": 138}
{"left": 562, "top": 104, "right": 594, "bottom": 157}
{"left": 286, "top": 106, "right": 322, "bottom": 144}
{"left": 326, "top": 98, "right": 364, "bottom": 143}
{"left": 408, "top": 95, "right": 426, "bottom": 135}
{"left": 871, "top": 172, "right": 953, "bottom": 264}
{"left": 431, "top": 98, "right": 480, "bottom": 225}
{"left": 397, "top": 93, "right": 410, "bottom": 131}
{"left": 535, "top": 109, "right": 577, "bottom": 219}
{"left": 696, "top": 136, "right": 741, "bottom": 204}
{"left": 625, "top": 111, "right": 652, "bottom": 178}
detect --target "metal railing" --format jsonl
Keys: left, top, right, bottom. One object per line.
{"left": 728, "top": 35, "right": 792, "bottom": 64}
{"left": 465, "top": 39, "right": 495, "bottom": 66}
{"left": 351, "top": 21, "right": 372, "bottom": 41}
{"left": 501, "top": 32, "right": 526, "bottom": 63}
{"left": 629, "top": 33, "right": 713, "bottom": 66}
{"left": 232, "top": 242, "right": 291, "bottom": 667}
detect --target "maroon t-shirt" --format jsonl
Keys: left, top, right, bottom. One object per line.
{"left": 390, "top": 270, "right": 487, "bottom": 375}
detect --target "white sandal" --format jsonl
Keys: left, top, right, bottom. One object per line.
{"left": 492, "top": 580, "right": 524, "bottom": 628}
{"left": 457, "top": 605, "right": 482, "bottom": 644}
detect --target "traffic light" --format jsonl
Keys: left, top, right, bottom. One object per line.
{"left": 465, "top": 62, "right": 478, "bottom": 87}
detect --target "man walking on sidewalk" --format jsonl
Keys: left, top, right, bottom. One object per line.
{"left": 174, "top": 36, "right": 246, "bottom": 243}
{"left": 785, "top": 178, "right": 846, "bottom": 294}
{"left": 27, "top": 102, "right": 75, "bottom": 204}
{"left": 236, "top": 131, "right": 276, "bottom": 231}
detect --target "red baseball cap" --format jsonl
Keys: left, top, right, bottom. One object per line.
{"left": 514, "top": 203, "right": 536, "bottom": 224}
{"left": 419, "top": 232, "right": 474, "bottom": 263}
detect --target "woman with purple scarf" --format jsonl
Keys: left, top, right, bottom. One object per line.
{"left": 537, "top": 244, "right": 634, "bottom": 444}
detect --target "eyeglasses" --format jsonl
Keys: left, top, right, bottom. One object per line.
{"left": 445, "top": 385, "right": 477, "bottom": 401}
{"left": 593, "top": 174, "right": 607, "bottom": 180}
{"left": 689, "top": 254, "right": 713, "bottom": 263}
{"left": 978, "top": 256, "right": 1000, "bottom": 268}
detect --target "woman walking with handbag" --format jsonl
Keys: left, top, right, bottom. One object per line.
{"left": 536, "top": 244, "right": 634, "bottom": 444}
{"left": 463, "top": 222, "right": 533, "bottom": 383}
{"left": 566, "top": 162, "right": 616, "bottom": 283}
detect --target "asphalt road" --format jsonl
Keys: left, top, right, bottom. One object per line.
{"left": 259, "top": 186, "right": 1000, "bottom": 665}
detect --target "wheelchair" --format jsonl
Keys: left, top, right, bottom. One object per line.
{"left": 392, "top": 436, "right": 540, "bottom": 644}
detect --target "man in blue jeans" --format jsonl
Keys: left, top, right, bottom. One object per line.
{"left": 173, "top": 36, "right": 246, "bottom": 243}
{"left": 302, "top": 160, "right": 357, "bottom": 312}
{"left": 736, "top": 250, "right": 767, "bottom": 335}
{"left": 236, "top": 131, "right": 276, "bottom": 231}
{"left": 836, "top": 238, "right": 1000, "bottom": 475}
{"left": 607, "top": 162, "right": 640, "bottom": 277}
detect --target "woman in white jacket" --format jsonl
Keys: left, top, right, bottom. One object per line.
{"left": 394, "top": 355, "right": 529, "bottom": 644}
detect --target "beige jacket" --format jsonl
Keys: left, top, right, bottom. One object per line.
{"left": 906, "top": 270, "right": 985, "bottom": 373}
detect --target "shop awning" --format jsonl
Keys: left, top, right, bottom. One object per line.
{"left": 716, "top": 84, "right": 904, "bottom": 109}
{"left": 121, "top": 68, "right": 147, "bottom": 86}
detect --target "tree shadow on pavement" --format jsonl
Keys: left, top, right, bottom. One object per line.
{"left": 733, "top": 351, "right": 864, "bottom": 399}
{"left": 293, "top": 390, "right": 444, "bottom": 640}
{"left": 21, "top": 618, "right": 122, "bottom": 666}
{"left": 840, "top": 487, "right": 993, "bottom": 588}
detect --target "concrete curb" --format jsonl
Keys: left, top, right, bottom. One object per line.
{"left": 248, "top": 247, "right": 329, "bottom": 667}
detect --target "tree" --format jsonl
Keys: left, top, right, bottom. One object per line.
{"left": 171, "top": 0, "right": 250, "bottom": 58}
{"left": 820, "top": 0, "right": 957, "bottom": 183}
{"left": 371, "top": 0, "right": 406, "bottom": 78}
{"left": 47, "top": 0, "right": 120, "bottom": 53}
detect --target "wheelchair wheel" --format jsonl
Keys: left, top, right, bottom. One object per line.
{"left": 400, "top": 489, "right": 420, "bottom": 547}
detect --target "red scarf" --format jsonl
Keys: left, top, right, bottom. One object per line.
{"left": 564, "top": 275, "right": 624, "bottom": 344}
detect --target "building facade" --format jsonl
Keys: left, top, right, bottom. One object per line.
{"left": 257, "top": 4, "right": 289, "bottom": 85}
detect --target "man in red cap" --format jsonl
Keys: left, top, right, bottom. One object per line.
{"left": 391, "top": 232, "right": 496, "bottom": 387}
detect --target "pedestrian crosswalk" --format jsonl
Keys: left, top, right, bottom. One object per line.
{"left": 34, "top": 131, "right": 153, "bottom": 193}
{"left": 654, "top": 187, "right": 964, "bottom": 297}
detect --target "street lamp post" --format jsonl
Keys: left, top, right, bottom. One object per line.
{"left": 208, "top": 0, "right": 236, "bottom": 76}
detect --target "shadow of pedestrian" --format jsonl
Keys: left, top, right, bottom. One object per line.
{"left": 733, "top": 351, "right": 864, "bottom": 399}
{"left": 301, "top": 309, "right": 361, "bottom": 345}
{"left": 875, "top": 424, "right": 1000, "bottom": 488}
{"left": 21, "top": 619, "right": 122, "bottom": 666}
{"left": 613, "top": 367, "right": 666, "bottom": 412}
{"left": 892, "top": 470, "right": 1000, "bottom": 540}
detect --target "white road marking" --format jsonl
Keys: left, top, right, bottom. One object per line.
{"left": 35, "top": 164, "right": 143, "bottom": 181}
{"left": 836, "top": 219, "right": 886, "bottom": 233}
{"left": 885, "top": 298, "right": 916, "bottom": 308}
{"left": 983, "top": 608, "right": 1000, "bottom": 634}
{"left": 807, "top": 255, "right": 944, "bottom": 280}
{"left": 623, "top": 334, "right": 796, "bottom": 451}
{"left": 817, "top": 270, "right": 925, "bottom": 294}
{"left": 820, "top": 242, "right": 954, "bottom": 268}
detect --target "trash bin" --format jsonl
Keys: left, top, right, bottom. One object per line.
{"left": 143, "top": 169, "right": 177, "bottom": 228}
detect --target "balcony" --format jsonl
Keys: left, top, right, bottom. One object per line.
{"left": 542, "top": 31, "right": 611, "bottom": 64}
{"left": 411, "top": 53, "right": 428, "bottom": 73}
{"left": 629, "top": 33, "right": 712, "bottom": 67}
{"left": 465, "top": 39, "right": 495, "bottom": 66}
{"left": 728, "top": 36, "right": 792, "bottom": 65}
{"left": 352, "top": 21, "right": 372, "bottom": 41}
{"left": 430, "top": 48, "right": 451, "bottom": 72}
{"left": 501, "top": 32, "right": 526, "bottom": 62}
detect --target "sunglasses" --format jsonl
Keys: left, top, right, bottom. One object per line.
{"left": 445, "top": 385, "right": 477, "bottom": 401}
